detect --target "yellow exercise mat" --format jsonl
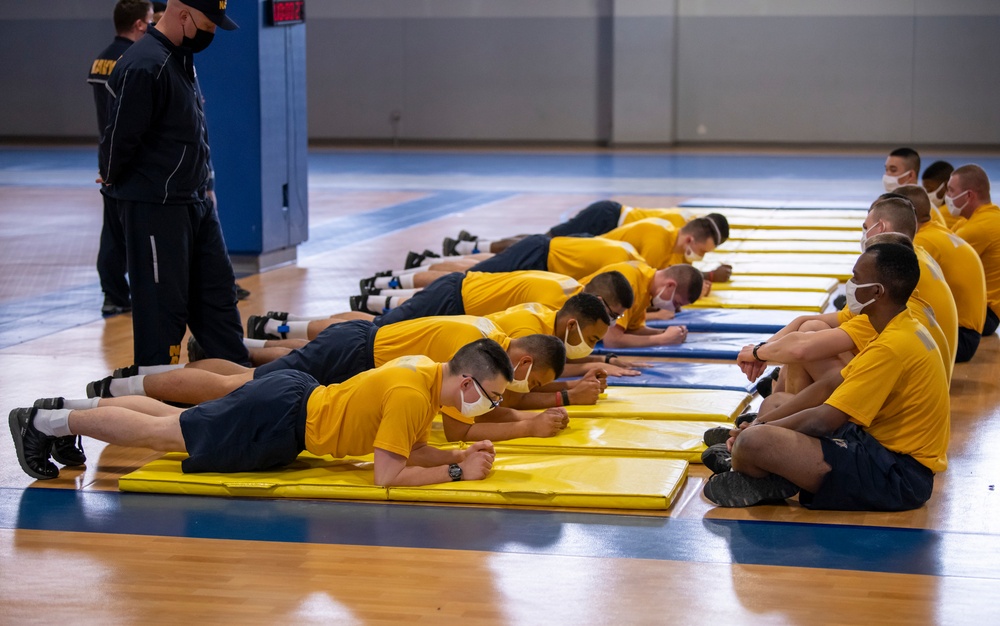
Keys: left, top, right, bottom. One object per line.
{"left": 427, "top": 417, "right": 729, "bottom": 461}
{"left": 708, "top": 275, "right": 838, "bottom": 293}
{"left": 687, "top": 289, "right": 831, "bottom": 312}
{"left": 719, "top": 215, "right": 863, "bottom": 231}
{"left": 119, "top": 452, "right": 689, "bottom": 511}
{"left": 559, "top": 386, "right": 751, "bottom": 421}
{"left": 495, "top": 419, "right": 728, "bottom": 462}
{"left": 728, "top": 228, "right": 861, "bottom": 242}
{"left": 698, "top": 253, "right": 857, "bottom": 281}
{"left": 717, "top": 239, "right": 860, "bottom": 255}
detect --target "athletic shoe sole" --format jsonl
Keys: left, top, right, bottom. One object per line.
{"left": 8, "top": 408, "right": 58, "bottom": 480}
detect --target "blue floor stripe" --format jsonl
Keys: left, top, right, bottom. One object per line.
{"left": 297, "top": 190, "right": 513, "bottom": 258}
{"left": 3, "top": 487, "right": 997, "bottom": 579}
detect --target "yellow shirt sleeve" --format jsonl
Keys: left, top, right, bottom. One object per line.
{"left": 838, "top": 316, "right": 874, "bottom": 351}
{"left": 372, "top": 387, "right": 436, "bottom": 457}
{"left": 825, "top": 342, "right": 901, "bottom": 427}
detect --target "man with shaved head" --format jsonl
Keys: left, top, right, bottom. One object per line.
{"left": 948, "top": 165, "right": 1000, "bottom": 337}
{"left": 898, "top": 185, "right": 987, "bottom": 361}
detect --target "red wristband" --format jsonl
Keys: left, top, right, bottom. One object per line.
{"left": 554, "top": 391, "right": 563, "bottom": 407}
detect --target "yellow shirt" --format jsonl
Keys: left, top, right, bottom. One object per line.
{"left": 928, "top": 205, "right": 946, "bottom": 227}
{"left": 373, "top": 315, "right": 511, "bottom": 379}
{"left": 939, "top": 204, "right": 966, "bottom": 232}
{"left": 913, "top": 246, "right": 958, "bottom": 369}
{"left": 485, "top": 302, "right": 557, "bottom": 339}
{"left": 619, "top": 206, "right": 690, "bottom": 229}
{"left": 837, "top": 292, "right": 953, "bottom": 384}
{"left": 914, "top": 222, "right": 987, "bottom": 332}
{"left": 602, "top": 218, "right": 680, "bottom": 269}
{"left": 546, "top": 236, "right": 644, "bottom": 279}
{"left": 825, "top": 311, "right": 950, "bottom": 473}
{"left": 305, "top": 355, "right": 443, "bottom": 459}
{"left": 461, "top": 271, "right": 580, "bottom": 316}
{"left": 955, "top": 203, "right": 1000, "bottom": 314}
{"left": 580, "top": 260, "right": 656, "bottom": 333}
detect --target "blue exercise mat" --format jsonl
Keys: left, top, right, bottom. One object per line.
{"left": 561, "top": 362, "right": 774, "bottom": 393}
{"left": 592, "top": 332, "right": 772, "bottom": 360}
{"left": 680, "top": 198, "right": 870, "bottom": 210}
{"left": 647, "top": 309, "right": 800, "bottom": 334}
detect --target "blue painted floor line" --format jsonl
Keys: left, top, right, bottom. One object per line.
{"left": 3, "top": 487, "right": 998, "bottom": 579}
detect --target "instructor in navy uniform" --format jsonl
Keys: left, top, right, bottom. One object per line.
{"left": 99, "top": 0, "right": 249, "bottom": 367}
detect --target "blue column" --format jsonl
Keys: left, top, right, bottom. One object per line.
{"left": 196, "top": 0, "right": 309, "bottom": 272}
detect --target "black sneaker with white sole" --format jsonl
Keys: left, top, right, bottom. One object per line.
{"left": 113, "top": 364, "right": 139, "bottom": 379}
{"left": 457, "top": 230, "right": 477, "bottom": 242}
{"left": 702, "top": 471, "right": 799, "bottom": 507}
{"left": 266, "top": 311, "right": 289, "bottom": 321}
{"left": 8, "top": 407, "right": 59, "bottom": 480}
{"left": 442, "top": 237, "right": 459, "bottom": 256}
{"left": 701, "top": 443, "right": 732, "bottom": 474}
{"left": 703, "top": 426, "right": 732, "bottom": 447}
{"left": 404, "top": 251, "right": 425, "bottom": 269}
{"left": 30, "top": 398, "right": 86, "bottom": 466}
{"left": 247, "top": 315, "right": 286, "bottom": 340}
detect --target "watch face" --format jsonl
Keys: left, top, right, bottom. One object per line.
{"left": 448, "top": 464, "right": 463, "bottom": 480}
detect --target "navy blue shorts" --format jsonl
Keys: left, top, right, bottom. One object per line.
{"left": 799, "top": 422, "right": 934, "bottom": 511}
{"left": 984, "top": 307, "right": 998, "bottom": 337}
{"left": 469, "top": 234, "right": 551, "bottom": 273}
{"left": 956, "top": 326, "right": 981, "bottom": 363}
{"left": 179, "top": 369, "right": 317, "bottom": 473}
{"left": 374, "top": 272, "right": 466, "bottom": 327}
{"left": 254, "top": 319, "right": 378, "bottom": 384}
{"left": 548, "top": 200, "right": 623, "bottom": 237}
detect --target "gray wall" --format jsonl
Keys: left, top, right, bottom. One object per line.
{"left": 1, "top": 0, "right": 998, "bottom": 145}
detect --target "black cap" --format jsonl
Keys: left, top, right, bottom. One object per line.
{"left": 182, "top": 0, "right": 238, "bottom": 30}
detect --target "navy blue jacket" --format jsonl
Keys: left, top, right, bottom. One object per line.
{"left": 88, "top": 35, "right": 133, "bottom": 142}
{"left": 99, "top": 28, "right": 212, "bottom": 204}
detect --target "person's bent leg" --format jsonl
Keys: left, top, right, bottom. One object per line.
{"left": 730, "top": 425, "right": 830, "bottom": 493}
{"left": 955, "top": 326, "right": 981, "bottom": 363}
{"left": 141, "top": 369, "right": 254, "bottom": 405}
{"left": 984, "top": 307, "right": 998, "bottom": 337}
{"left": 68, "top": 406, "right": 186, "bottom": 452}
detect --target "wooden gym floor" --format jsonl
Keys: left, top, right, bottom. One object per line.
{"left": 1, "top": 146, "right": 1000, "bottom": 624}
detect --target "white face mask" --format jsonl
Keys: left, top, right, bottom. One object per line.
{"left": 926, "top": 183, "right": 946, "bottom": 207}
{"left": 563, "top": 322, "right": 594, "bottom": 359}
{"left": 684, "top": 245, "right": 703, "bottom": 262}
{"left": 945, "top": 190, "right": 969, "bottom": 217}
{"left": 459, "top": 378, "right": 497, "bottom": 418}
{"left": 882, "top": 170, "right": 913, "bottom": 193}
{"left": 859, "top": 225, "right": 868, "bottom": 253}
{"left": 505, "top": 360, "right": 532, "bottom": 394}
{"left": 652, "top": 284, "right": 677, "bottom": 313}
{"left": 845, "top": 279, "right": 882, "bottom": 315}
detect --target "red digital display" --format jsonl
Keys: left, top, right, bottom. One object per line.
{"left": 269, "top": 0, "right": 305, "bottom": 25}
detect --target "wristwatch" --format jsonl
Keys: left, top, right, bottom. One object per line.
{"left": 448, "top": 463, "right": 463, "bottom": 482}
{"left": 752, "top": 341, "right": 767, "bottom": 362}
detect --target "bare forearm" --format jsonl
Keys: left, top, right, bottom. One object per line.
{"left": 407, "top": 444, "right": 464, "bottom": 467}
{"left": 462, "top": 420, "right": 535, "bottom": 442}
{"left": 758, "top": 404, "right": 849, "bottom": 438}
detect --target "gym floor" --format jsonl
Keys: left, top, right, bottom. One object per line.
{"left": 2, "top": 145, "right": 1000, "bottom": 624}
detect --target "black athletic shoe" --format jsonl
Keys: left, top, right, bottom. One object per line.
{"left": 266, "top": 311, "right": 289, "bottom": 321}
{"left": 374, "top": 270, "right": 394, "bottom": 277}
{"left": 236, "top": 283, "right": 251, "bottom": 300}
{"left": 701, "top": 443, "right": 732, "bottom": 474}
{"left": 421, "top": 249, "right": 441, "bottom": 259}
{"left": 359, "top": 276, "right": 378, "bottom": 295}
{"left": 703, "top": 426, "right": 732, "bottom": 447}
{"left": 101, "top": 303, "right": 132, "bottom": 317}
{"left": 113, "top": 364, "right": 139, "bottom": 379}
{"left": 247, "top": 314, "right": 286, "bottom": 340}
{"left": 457, "top": 230, "right": 477, "bottom": 242}
{"left": 187, "top": 335, "right": 206, "bottom": 362}
{"left": 32, "top": 397, "right": 65, "bottom": 410}
{"left": 404, "top": 251, "right": 425, "bottom": 269}
{"left": 833, "top": 294, "right": 847, "bottom": 310}
{"left": 86, "top": 376, "right": 114, "bottom": 399}
{"left": 756, "top": 376, "right": 774, "bottom": 398}
{"left": 702, "top": 471, "right": 799, "bottom": 507}
{"left": 734, "top": 412, "right": 758, "bottom": 428}
{"left": 30, "top": 398, "right": 87, "bottom": 466}
{"left": 442, "top": 237, "right": 459, "bottom": 256}
{"left": 349, "top": 295, "right": 372, "bottom": 314}
{"left": 8, "top": 407, "right": 59, "bottom": 480}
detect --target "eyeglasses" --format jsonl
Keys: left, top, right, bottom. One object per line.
{"left": 600, "top": 298, "right": 624, "bottom": 322}
{"left": 469, "top": 376, "right": 503, "bottom": 409}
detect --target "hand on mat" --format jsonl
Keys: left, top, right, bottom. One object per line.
{"left": 701, "top": 281, "right": 713, "bottom": 297}
{"left": 529, "top": 408, "right": 570, "bottom": 437}
{"left": 568, "top": 372, "right": 604, "bottom": 405}
{"left": 711, "top": 264, "right": 733, "bottom": 282}
{"left": 460, "top": 440, "right": 496, "bottom": 480}
{"left": 657, "top": 326, "right": 687, "bottom": 345}
{"left": 602, "top": 363, "right": 642, "bottom": 377}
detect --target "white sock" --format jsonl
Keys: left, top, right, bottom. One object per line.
{"left": 108, "top": 375, "right": 147, "bottom": 397}
{"left": 138, "top": 364, "right": 182, "bottom": 375}
{"left": 284, "top": 321, "right": 310, "bottom": 340}
{"left": 397, "top": 273, "right": 416, "bottom": 289}
{"left": 63, "top": 398, "right": 100, "bottom": 410}
{"left": 388, "top": 296, "right": 405, "bottom": 308}
{"left": 366, "top": 296, "right": 388, "bottom": 313}
{"left": 264, "top": 319, "right": 289, "bottom": 337}
{"left": 34, "top": 409, "right": 73, "bottom": 437}
{"left": 454, "top": 240, "right": 480, "bottom": 255}
{"left": 374, "top": 276, "right": 395, "bottom": 289}
{"left": 379, "top": 288, "right": 420, "bottom": 297}
{"left": 244, "top": 338, "right": 267, "bottom": 349}
{"left": 286, "top": 314, "right": 327, "bottom": 321}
